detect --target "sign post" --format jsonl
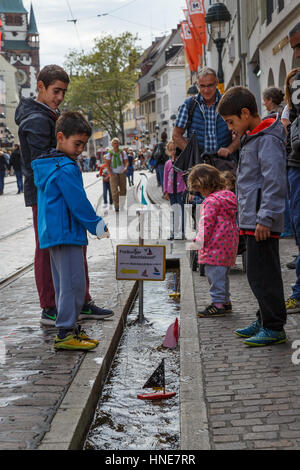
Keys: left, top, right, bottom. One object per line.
{"left": 116, "top": 210, "right": 166, "bottom": 325}
{"left": 138, "top": 210, "right": 145, "bottom": 324}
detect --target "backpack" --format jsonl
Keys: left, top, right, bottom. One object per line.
{"left": 153, "top": 142, "right": 168, "bottom": 165}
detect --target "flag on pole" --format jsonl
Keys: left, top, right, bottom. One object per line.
{"left": 183, "top": 8, "right": 203, "bottom": 57}
{"left": 142, "top": 359, "right": 165, "bottom": 391}
{"left": 186, "top": 0, "right": 207, "bottom": 46}
{"left": 0, "top": 18, "right": 2, "bottom": 53}
{"left": 180, "top": 21, "right": 199, "bottom": 72}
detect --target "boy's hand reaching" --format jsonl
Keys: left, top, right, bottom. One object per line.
{"left": 96, "top": 219, "right": 110, "bottom": 239}
{"left": 255, "top": 224, "right": 271, "bottom": 242}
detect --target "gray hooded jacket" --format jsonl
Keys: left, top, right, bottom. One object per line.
{"left": 237, "top": 115, "right": 287, "bottom": 233}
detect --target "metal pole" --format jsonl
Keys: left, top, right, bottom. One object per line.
{"left": 138, "top": 210, "right": 144, "bottom": 324}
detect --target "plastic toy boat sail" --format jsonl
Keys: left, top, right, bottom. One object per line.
{"left": 137, "top": 358, "right": 176, "bottom": 400}
{"left": 162, "top": 318, "right": 179, "bottom": 349}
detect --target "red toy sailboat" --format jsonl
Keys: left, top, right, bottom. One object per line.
{"left": 162, "top": 318, "right": 179, "bottom": 349}
{"left": 137, "top": 358, "right": 176, "bottom": 400}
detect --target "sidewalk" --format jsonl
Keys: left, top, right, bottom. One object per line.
{"left": 192, "top": 239, "right": 300, "bottom": 450}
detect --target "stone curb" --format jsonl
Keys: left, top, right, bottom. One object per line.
{"left": 38, "top": 281, "right": 138, "bottom": 450}
{"left": 180, "top": 255, "right": 211, "bottom": 450}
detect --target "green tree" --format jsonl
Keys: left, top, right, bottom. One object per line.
{"left": 64, "top": 32, "right": 140, "bottom": 144}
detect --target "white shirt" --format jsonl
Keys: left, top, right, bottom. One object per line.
{"left": 105, "top": 151, "right": 128, "bottom": 174}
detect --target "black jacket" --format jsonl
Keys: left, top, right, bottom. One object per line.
{"left": 0, "top": 153, "right": 8, "bottom": 172}
{"left": 9, "top": 149, "right": 22, "bottom": 172}
{"left": 15, "top": 98, "right": 59, "bottom": 206}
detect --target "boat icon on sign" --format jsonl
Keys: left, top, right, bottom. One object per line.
{"left": 142, "top": 269, "right": 148, "bottom": 277}
{"left": 153, "top": 267, "right": 160, "bottom": 276}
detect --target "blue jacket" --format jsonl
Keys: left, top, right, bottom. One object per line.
{"left": 31, "top": 149, "right": 103, "bottom": 249}
{"left": 186, "top": 92, "right": 232, "bottom": 152}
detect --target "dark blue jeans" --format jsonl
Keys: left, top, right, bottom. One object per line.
{"left": 288, "top": 167, "right": 300, "bottom": 300}
{"left": 15, "top": 170, "right": 23, "bottom": 192}
{"left": 157, "top": 164, "right": 165, "bottom": 192}
{"left": 0, "top": 169, "right": 5, "bottom": 194}
{"left": 103, "top": 181, "right": 112, "bottom": 205}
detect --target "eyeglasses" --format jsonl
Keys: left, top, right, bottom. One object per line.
{"left": 199, "top": 83, "right": 217, "bottom": 89}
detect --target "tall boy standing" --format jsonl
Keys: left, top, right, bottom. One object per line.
{"left": 218, "top": 86, "right": 287, "bottom": 347}
{"left": 15, "top": 64, "right": 113, "bottom": 325}
{"left": 32, "top": 112, "right": 109, "bottom": 350}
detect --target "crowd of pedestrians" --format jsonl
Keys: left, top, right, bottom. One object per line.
{"left": 0, "top": 144, "right": 24, "bottom": 195}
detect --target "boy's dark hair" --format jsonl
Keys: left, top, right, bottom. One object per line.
{"left": 218, "top": 86, "right": 259, "bottom": 118}
{"left": 37, "top": 64, "right": 70, "bottom": 89}
{"left": 56, "top": 112, "right": 92, "bottom": 138}
{"left": 289, "top": 22, "right": 300, "bottom": 38}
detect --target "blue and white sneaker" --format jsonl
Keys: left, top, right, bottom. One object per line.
{"left": 244, "top": 327, "right": 286, "bottom": 347}
{"left": 234, "top": 320, "right": 261, "bottom": 338}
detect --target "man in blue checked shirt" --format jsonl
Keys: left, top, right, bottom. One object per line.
{"left": 173, "top": 67, "right": 240, "bottom": 157}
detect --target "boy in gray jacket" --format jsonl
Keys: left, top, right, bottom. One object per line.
{"left": 218, "top": 86, "right": 287, "bottom": 347}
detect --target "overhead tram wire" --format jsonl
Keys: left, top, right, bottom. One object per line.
{"left": 39, "top": 0, "right": 165, "bottom": 33}
{"left": 65, "top": 0, "right": 84, "bottom": 51}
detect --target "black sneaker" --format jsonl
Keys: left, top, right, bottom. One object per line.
{"left": 197, "top": 304, "right": 226, "bottom": 318}
{"left": 286, "top": 256, "right": 297, "bottom": 270}
{"left": 40, "top": 307, "right": 57, "bottom": 326}
{"left": 79, "top": 301, "right": 114, "bottom": 320}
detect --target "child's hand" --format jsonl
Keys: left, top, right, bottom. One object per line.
{"left": 163, "top": 192, "right": 169, "bottom": 200}
{"left": 255, "top": 224, "right": 271, "bottom": 242}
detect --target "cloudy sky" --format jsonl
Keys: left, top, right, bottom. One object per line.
{"left": 23, "top": 0, "right": 186, "bottom": 68}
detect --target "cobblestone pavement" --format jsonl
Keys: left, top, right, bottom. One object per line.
{"left": 193, "top": 239, "right": 300, "bottom": 450}
{"left": 0, "top": 173, "right": 140, "bottom": 450}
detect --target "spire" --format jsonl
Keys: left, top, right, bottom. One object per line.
{"left": 28, "top": 4, "right": 38, "bottom": 35}
{"left": 0, "top": 0, "right": 27, "bottom": 13}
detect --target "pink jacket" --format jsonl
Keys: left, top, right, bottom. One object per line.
{"left": 195, "top": 190, "right": 239, "bottom": 267}
{"left": 163, "top": 159, "right": 186, "bottom": 194}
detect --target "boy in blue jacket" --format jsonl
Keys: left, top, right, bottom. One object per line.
{"left": 218, "top": 86, "right": 287, "bottom": 347}
{"left": 32, "top": 112, "right": 109, "bottom": 350}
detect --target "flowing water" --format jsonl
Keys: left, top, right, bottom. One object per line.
{"left": 84, "top": 271, "right": 181, "bottom": 450}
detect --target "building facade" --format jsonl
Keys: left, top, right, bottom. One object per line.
{"left": 206, "top": 0, "right": 300, "bottom": 113}
{"left": 0, "top": 0, "right": 40, "bottom": 98}
{"left": 153, "top": 47, "right": 186, "bottom": 141}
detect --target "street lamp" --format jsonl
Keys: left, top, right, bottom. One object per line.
{"left": 205, "top": 2, "right": 231, "bottom": 93}
{"left": 155, "top": 124, "right": 160, "bottom": 143}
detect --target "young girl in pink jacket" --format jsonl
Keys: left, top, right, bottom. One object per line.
{"left": 188, "top": 164, "right": 239, "bottom": 317}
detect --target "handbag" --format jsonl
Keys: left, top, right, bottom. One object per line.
{"left": 201, "top": 153, "right": 238, "bottom": 175}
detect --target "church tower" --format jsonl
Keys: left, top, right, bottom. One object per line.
{"left": 0, "top": 0, "right": 40, "bottom": 98}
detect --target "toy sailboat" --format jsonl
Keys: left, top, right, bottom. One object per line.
{"left": 162, "top": 318, "right": 179, "bottom": 349}
{"left": 137, "top": 358, "right": 176, "bottom": 400}
{"left": 169, "top": 273, "right": 180, "bottom": 299}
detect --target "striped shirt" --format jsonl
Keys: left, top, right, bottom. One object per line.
{"left": 175, "top": 91, "right": 222, "bottom": 153}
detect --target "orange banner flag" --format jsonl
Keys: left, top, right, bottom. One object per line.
{"left": 186, "top": 0, "right": 207, "bottom": 46}
{"left": 183, "top": 8, "right": 203, "bottom": 57}
{"left": 180, "top": 21, "right": 199, "bottom": 72}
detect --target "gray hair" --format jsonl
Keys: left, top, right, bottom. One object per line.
{"left": 197, "top": 67, "right": 217, "bottom": 80}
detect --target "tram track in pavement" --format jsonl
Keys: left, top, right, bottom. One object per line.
{"left": 0, "top": 178, "right": 102, "bottom": 290}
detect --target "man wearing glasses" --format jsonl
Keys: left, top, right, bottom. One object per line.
{"left": 173, "top": 67, "right": 240, "bottom": 157}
